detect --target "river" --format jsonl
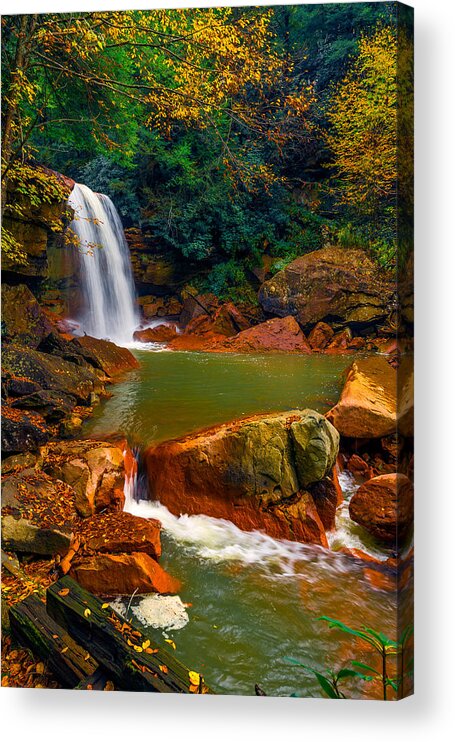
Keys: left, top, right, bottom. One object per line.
{"left": 84, "top": 349, "right": 403, "bottom": 698}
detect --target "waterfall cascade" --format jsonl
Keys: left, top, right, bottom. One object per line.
{"left": 68, "top": 183, "right": 139, "bottom": 345}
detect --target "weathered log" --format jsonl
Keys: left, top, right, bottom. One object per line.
{"left": 75, "top": 667, "right": 113, "bottom": 691}
{"left": 46, "top": 576, "right": 212, "bottom": 693}
{"left": 9, "top": 594, "right": 98, "bottom": 687}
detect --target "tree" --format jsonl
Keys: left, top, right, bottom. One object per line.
{"left": 325, "top": 24, "right": 397, "bottom": 225}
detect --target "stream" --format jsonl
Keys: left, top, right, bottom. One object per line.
{"left": 83, "top": 349, "right": 401, "bottom": 698}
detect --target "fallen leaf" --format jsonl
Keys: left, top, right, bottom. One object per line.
{"left": 189, "top": 683, "right": 199, "bottom": 693}
{"left": 84, "top": 608, "right": 91, "bottom": 618}
{"left": 133, "top": 645, "right": 143, "bottom": 653}
{"left": 142, "top": 639, "right": 150, "bottom": 650}
{"left": 145, "top": 647, "right": 158, "bottom": 655}
{"left": 165, "top": 639, "right": 176, "bottom": 650}
{"left": 101, "top": 603, "right": 110, "bottom": 609}
{"left": 36, "top": 662, "right": 45, "bottom": 675}
{"left": 61, "top": 647, "right": 68, "bottom": 654}
{"left": 159, "top": 665, "right": 168, "bottom": 674}
{"left": 104, "top": 680, "right": 115, "bottom": 691}
{"left": 58, "top": 588, "right": 70, "bottom": 597}
{"left": 189, "top": 670, "right": 201, "bottom": 686}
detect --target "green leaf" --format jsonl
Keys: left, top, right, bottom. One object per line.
{"left": 351, "top": 661, "right": 379, "bottom": 676}
{"left": 313, "top": 672, "right": 340, "bottom": 699}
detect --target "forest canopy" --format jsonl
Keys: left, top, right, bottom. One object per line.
{"left": 1, "top": 3, "right": 413, "bottom": 297}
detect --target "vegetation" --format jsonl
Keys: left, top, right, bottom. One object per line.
{"left": 285, "top": 616, "right": 414, "bottom": 700}
{"left": 1, "top": 3, "right": 412, "bottom": 293}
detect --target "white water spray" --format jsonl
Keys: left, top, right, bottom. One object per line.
{"left": 68, "top": 183, "right": 139, "bottom": 345}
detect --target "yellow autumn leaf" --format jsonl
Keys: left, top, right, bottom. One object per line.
{"left": 142, "top": 639, "right": 150, "bottom": 650}
{"left": 133, "top": 645, "right": 143, "bottom": 653}
{"left": 165, "top": 639, "right": 176, "bottom": 650}
{"left": 84, "top": 608, "right": 91, "bottom": 618}
{"left": 102, "top": 603, "right": 110, "bottom": 609}
{"left": 189, "top": 670, "right": 201, "bottom": 686}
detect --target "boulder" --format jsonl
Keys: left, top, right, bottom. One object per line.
{"left": 308, "top": 475, "right": 340, "bottom": 531}
{"left": 10, "top": 390, "right": 76, "bottom": 422}
{"left": 1, "top": 406, "right": 52, "bottom": 454}
{"left": 211, "top": 302, "right": 250, "bottom": 336}
{"left": 71, "top": 336, "right": 139, "bottom": 377}
{"left": 74, "top": 511, "right": 162, "bottom": 561}
{"left": 1, "top": 470, "right": 77, "bottom": 555}
{"left": 2, "top": 344, "right": 105, "bottom": 405}
{"left": 40, "top": 440, "right": 127, "bottom": 517}
{"left": 259, "top": 247, "right": 394, "bottom": 331}
{"left": 179, "top": 293, "right": 219, "bottom": 327}
{"left": 145, "top": 409, "right": 339, "bottom": 544}
{"left": 308, "top": 322, "right": 334, "bottom": 350}
{"left": 140, "top": 296, "right": 182, "bottom": 318}
{"left": 69, "top": 552, "right": 181, "bottom": 595}
{"left": 326, "top": 328, "right": 352, "bottom": 353}
{"left": 1, "top": 284, "right": 53, "bottom": 348}
{"left": 133, "top": 324, "right": 178, "bottom": 343}
{"left": 348, "top": 473, "right": 413, "bottom": 544}
{"left": 214, "top": 316, "right": 312, "bottom": 354}
{"left": 326, "top": 356, "right": 397, "bottom": 439}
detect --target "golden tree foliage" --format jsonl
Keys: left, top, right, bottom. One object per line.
{"left": 326, "top": 25, "right": 397, "bottom": 217}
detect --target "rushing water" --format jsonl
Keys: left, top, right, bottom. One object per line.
{"left": 67, "top": 183, "right": 139, "bottom": 344}
{"left": 85, "top": 350, "right": 407, "bottom": 698}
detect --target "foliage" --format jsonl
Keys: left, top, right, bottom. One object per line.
{"left": 286, "top": 616, "right": 414, "bottom": 701}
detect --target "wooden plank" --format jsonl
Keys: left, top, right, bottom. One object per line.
{"left": 9, "top": 593, "right": 98, "bottom": 688}
{"left": 75, "top": 667, "right": 113, "bottom": 691}
{"left": 46, "top": 576, "right": 212, "bottom": 694}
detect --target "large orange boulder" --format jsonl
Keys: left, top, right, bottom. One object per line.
{"left": 326, "top": 356, "right": 397, "bottom": 439}
{"left": 69, "top": 552, "right": 181, "bottom": 595}
{"left": 214, "top": 316, "right": 311, "bottom": 354}
{"left": 348, "top": 473, "right": 413, "bottom": 544}
{"left": 308, "top": 321, "right": 334, "bottom": 350}
{"left": 145, "top": 409, "right": 339, "bottom": 545}
{"left": 259, "top": 247, "right": 394, "bottom": 331}
{"left": 74, "top": 511, "right": 162, "bottom": 560}
{"left": 133, "top": 324, "right": 178, "bottom": 343}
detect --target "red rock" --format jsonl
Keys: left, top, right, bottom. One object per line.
{"left": 308, "top": 476, "right": 339, "bottom": 531}
{"left": 69, "top": 552, "right": 181, "bottom": 595}
{"left": 72, "top": 336, "right": 139, "bottom": 377}
{"left": 348, "top": 337, "right": 366, "bottom": 350}
{"left": 211, "top": 302, "right": 250, "bottom": 336}
{"left": 349, "top": 473, "right": 414, "bottom": 544}
{"left": 214, "top": 316, "right": 312, "bottom": 354}
{"left": 347, "top": 454, "right": 371, "bottom": 478}
{"left": 75, "top": 511, "right": 162, "bottom": 560}
{"left": 308, "top": 322, "right": 334, "bottom": 351}
{"left": 133, "top": 324, "right": 178, "bottom": 343}
{"left": 326, "top": 328, "right": 352, "bottom": 353}
{"left": 331, "top": 466, "right": 344, "bottom": 506}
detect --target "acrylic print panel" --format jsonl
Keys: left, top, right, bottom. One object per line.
{"left": 1, "top": 2, "right": 413, "bottom": 700}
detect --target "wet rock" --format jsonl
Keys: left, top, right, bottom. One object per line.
{"left": 40, "top": 440, "right": 127, "bottom": 517}
{"left": 69, "top": 552, "right": 181, "bottom": 595}
{"left": 211, "top": 302, "right": 250, "bottom": 336}
{"left": 133, "top": 324, "right": 178, "bottom": 343}
{"left": 1, "top": 470, "right": 77, "bottom": 555}
{"left": 1, "top": 406, "right": 52, "bottom": 454}
{"left": 2, "top": 344, "right": 105, "bottom": 405}
{"left": 179, "top": 293, "right": 219, "bottom": 327}
{"left": 140, "top": 295, "right": 182, "bottom": 318}
{"left": 259, "top": 247, "right": 394, "bottom": 331}
{"left": 1, "top": 451, "right": 38, "bottom": 475}
{"left": 214, "top": 316, "right": 312, "bottom": 354}
{"left": 10, "top": 390, "right": 76, "bottom": 422}
{"left": 326, "top": 356, "right": 398, "bottom": 439}
{"left": 308, "top": 476, "right": 340, "bottom": 531}
{"left": 326, "top": 328, "right": 352, "bottom": 353}
{"left": 1, "top": 284, "right": 53, "bottom": 348}
{"left": 308, "top": 322, "right": 334, "bottom": 351}
{"left": 71, "top": 336, "right": 139, "bottom": 377}
{"left": 145, "top": 409, "right": 339, "bottom": 544}
{"left": 349, "top": 473, "right": 414, "bottom": 544}
{"left": 74, "top": 511, "right": 162, "bottom": 560}
{"left": 347, "top": 454, "right": 372, "bottom": 479}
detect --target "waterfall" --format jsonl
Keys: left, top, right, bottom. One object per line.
{"left": 67, "top": 183, "right": 139, "bottom": 345}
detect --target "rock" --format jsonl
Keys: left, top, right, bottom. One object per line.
{"left": 145, "top": 409, "right": 339, "bottom": 544}
{"left": 308, "top": 475, "right": 340, "bottom": 531}
{"left": 1, "top": 406, "right": 52, "bottom": 454}
{"left": 1, "top": 470, "right": 77, "bottom": 555}
{"left": 398, "top": 354, "right": 414, "bottom": 438}
{"left": 326, "top": 356, "right": 397, "bottom": 439}
{"left": 37, "top": 331, "right": 103, "bottom": 371}
{"left": 308, "top": 322, "right": 334, "bottom": 350}
{"left": 133, "top": 324, "right": 178, "bottom": 343}
{"left": 214, "top": 316, "right": 312, "bottom": 354}
{"left": 71, "top": 336, "right": 139, "bottom": 377}
{"left": 140, "top": 296, "right": 182, "bottom": 319}
{"left": 347, "top": 337, "right": 366, "bottom": 351}
{"left": 11, "top": 390, "right": 76, "bottom": 422}
{"left": 259, "top": 247, "right": 394, "bottom": 331}
{"left": 326, "top": 328, "right": 352, "bottom": 352}
{"left": 40, "top": 440, "right": 127, "bottom": 517}
{"left": 347, "top": 454, "right": 372, "bottom": 478}
{"left": 1, "top": 284, "right": 53, "bottom": 348}
{"left": 211, "top": 302, "right": 250, "bottom": 336}
{"left": 348, "top": 473, "right": 413, "bottom": 544}
{"left": 2, "top": 344, "right": 105, "bottom": 405}
{"left": 69, "top": 552, "right": 181, "bottom": 595}
{"left": 1, "top": 451, "right": 38, "bottom": 475}
{"left": 179, "top": 293, "right": 219, "bottom": 327}
{"left": 74, "top": 511, "right": 162, "bottom": 560}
